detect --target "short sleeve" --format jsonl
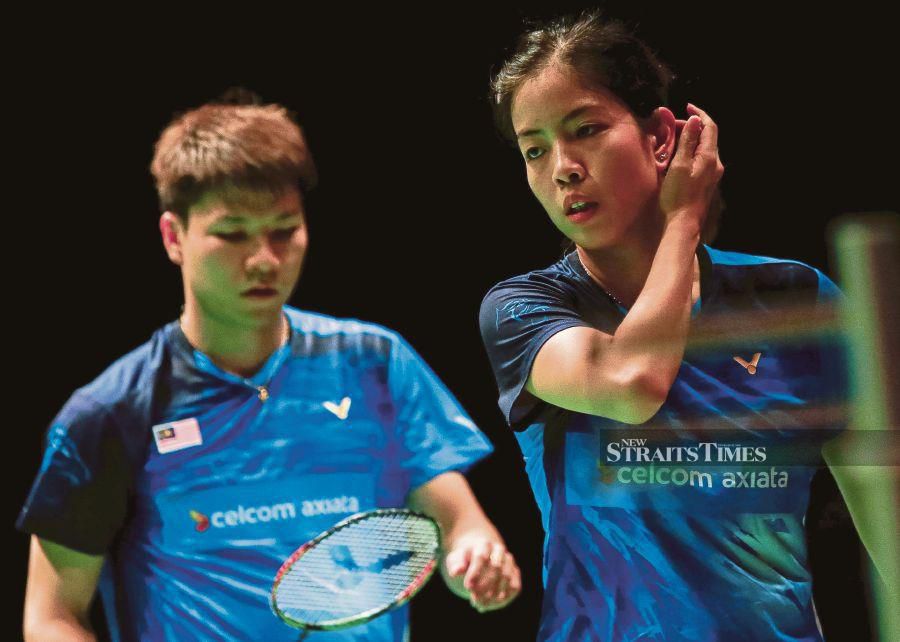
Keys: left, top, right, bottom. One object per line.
{"left": 388, "top": 336, "right": 493, "bottom": 492}
{"left": 816, "top": 269, "right": 843, "bottom": 303}
{"left": 17, "top": 392, "right": 131, "bottom": 555}
{"left": 479, "top": 277, "right": 589, "bottom": 430}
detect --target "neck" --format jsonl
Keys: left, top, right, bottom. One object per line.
{"left": 577, "top": 236, "right": 659, "bottom": 307}
{"left": 179, "top": 302, "right": 287, "bottom": 378}
{"left": 577, "top": 230, "right": 701, "bottom": 308}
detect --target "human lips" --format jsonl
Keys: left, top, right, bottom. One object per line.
{"left": 563, "top": 195, "right": 598, "bottom": 223}
{"left": 242, "top": 286, "right": 279, "bottom": 298}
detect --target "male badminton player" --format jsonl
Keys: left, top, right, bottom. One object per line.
{"left": 18, "top": 95, "right": 520, "bottom": 641}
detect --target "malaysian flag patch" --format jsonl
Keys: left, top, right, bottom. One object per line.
{"left": 153, "top": 418, "right": 202, "bottom": 454}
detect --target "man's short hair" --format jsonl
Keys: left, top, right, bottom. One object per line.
{"left": 150, "top": 97, "right": 317, "bottom": 219}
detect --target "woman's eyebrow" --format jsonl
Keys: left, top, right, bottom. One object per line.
{"left": 516, "top": 105, "right": 604, "bottom": 139}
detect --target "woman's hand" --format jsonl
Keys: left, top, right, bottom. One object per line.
{"left": 659, "top": 104, "right": 724, "bottom": 230}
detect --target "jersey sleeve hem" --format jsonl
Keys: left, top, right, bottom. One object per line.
{"left": 15, "top": 523, "right": 109, "bottom": 557}
{"left": 503, "top": 319, "right": 586, "bottom": 431}
{"left": 405, "top": 449, "right": 493, "bottom": 497}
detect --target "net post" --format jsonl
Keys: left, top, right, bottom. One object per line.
{"left": 830, "top": 212, "right": 900, "bottom": 642}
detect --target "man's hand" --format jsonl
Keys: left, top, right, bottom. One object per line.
{"left": 443, "top": 532, "right": 521, "bottom": 612}
{"left": 407, "top": 472, "right": 521, "bottom": 613}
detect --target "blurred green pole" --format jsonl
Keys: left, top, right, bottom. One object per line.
{"left": 832, "top": 213, "right": 899, "bottom": 642}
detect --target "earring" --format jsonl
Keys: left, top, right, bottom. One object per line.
{"left": 657, "top": 151, "right": 669, "bottom": 162}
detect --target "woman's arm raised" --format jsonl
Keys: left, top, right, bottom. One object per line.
{"left": 527, "top": 106, "right": 724, "bottom": 424}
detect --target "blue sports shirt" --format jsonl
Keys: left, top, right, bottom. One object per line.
{"left": 19, "top": 306, "right": 493, "bottom": 641}
{"left": 479, "top": 247, "right": 846, "bottom": 642}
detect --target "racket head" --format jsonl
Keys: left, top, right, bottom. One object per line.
{"left": 271, "top": 508, "right": 440, "bottom": 631}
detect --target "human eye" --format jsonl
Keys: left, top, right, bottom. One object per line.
{"left": 523, "top": 146, "right": 545, "bottom": 161}
{"left": 575, "top": 123, "right": 601, "bottom": 138}
{"left": 213, "top": 230, "right": 248, "bottom": 242}
{"left": 270, "top": 226, "right": 300, "bottom": 242}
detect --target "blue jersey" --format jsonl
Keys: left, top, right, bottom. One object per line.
{"left": 479, "top": 247, "right": 846, "bottom": 642}
{"left": 19, "top": 306, "right": 493, "bottom": 641}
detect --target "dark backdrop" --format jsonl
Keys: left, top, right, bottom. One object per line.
{"left": 10, "top": 3, "right": 894, "bottom": 640}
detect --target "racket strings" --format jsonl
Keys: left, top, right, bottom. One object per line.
{"left": 274, "top": 513, "right": 438, "bottom": 626}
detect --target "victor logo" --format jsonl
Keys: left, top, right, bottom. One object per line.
{"left": 733, "top": 352, "right": 762, "bottom": 375}
{"left": 323, "top": 397, "right": 352, "bottom": 420}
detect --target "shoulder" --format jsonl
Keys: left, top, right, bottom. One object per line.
{"left": 483, "top": 256, "right": 579, "bottom": 298}
{"left": 47, "top": 325, "right": 172, "bottom": 456}
{"left": 704, "top": 246, "right": 837, "bottom": 299}
{"left": 480, "top": 256, "right": 581, "bottom": 315}
{"left": 284, "top": 306, "right": 406, "bottom": 361}
{"left": 284, "top": 307, "right": 445, "bottom": 398}
{"left": 70, "top": 325, "right": 172, "bottom": 417}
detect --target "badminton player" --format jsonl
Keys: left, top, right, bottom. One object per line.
{"left": 478, "top": 12, "right": 888, "bottom": 642}
{"left": 19, "top": 95, "right": 520, "bottom": 641}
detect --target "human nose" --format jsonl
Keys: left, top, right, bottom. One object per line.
{"left": 552, "top": 142, "right": 585, "bottom": 186}
{"left": 246, "top": 236, "right": 280, "bottom": 277}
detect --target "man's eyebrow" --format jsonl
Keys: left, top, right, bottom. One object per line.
{"left": 215, "top": 211, "right": 302, "bottom": 224}
{"left": 515, "top": 105, "right": 602, "bottom": 139}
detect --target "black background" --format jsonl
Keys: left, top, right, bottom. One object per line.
{"left": 10, "top": 3, "right": 894, "bottom": 640}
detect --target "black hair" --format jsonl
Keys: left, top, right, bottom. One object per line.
{"left": 491, "top": 11, "right": 674, "bottom": 143}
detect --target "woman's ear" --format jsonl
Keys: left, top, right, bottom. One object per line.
{"left": 160, "top": 212, "right": 186, "bottom": 266}
{"left": 648, "top": 107, "right": 676, "bottom": 172}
